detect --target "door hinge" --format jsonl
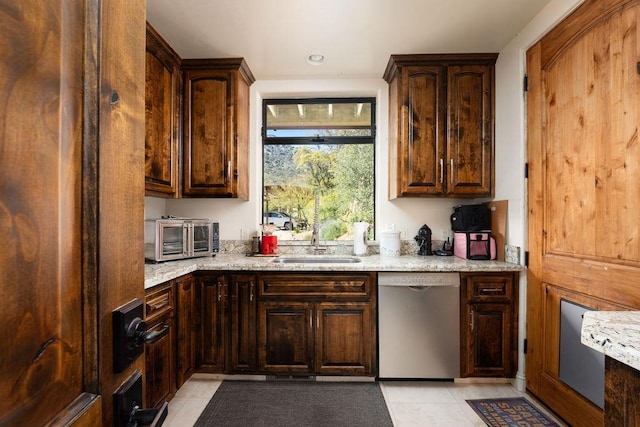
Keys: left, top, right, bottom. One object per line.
{"left": 524, "top": 162, "right": 529, "bottom": 179}
{"left": 523, "top": 74, "right": 528, "bottom": 93}
{"left": 523, "top": 338, "right": 527, "bottom": 354}
{"left": 524, "top": 251, "right": 529, "bottom": 267}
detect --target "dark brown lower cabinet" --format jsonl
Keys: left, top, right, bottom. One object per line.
{"left": 229, "top": 274, "right": 258, "bottom": 372}
{"left": 256, "top": 272, "right": 376, "bottom": 376}
{"left": 176, "top": 274, "right": 195, "bottom": 388}
{"left": 196, "top": 272, "right": 227, "bottom": 372}
{"left": 144, "top": 282, "right": 176, "bottom": 408}
{"left": 258, "top": 301, "right": 314, "bottom": 373}
{"left": 605, "top": 356, "right": 640, "bottom": 426}
{"left": 316, "top": 302, "right": 372, "bottom": 375}
{"left": 460, "top": 272, "right": 518, "bottom": 377}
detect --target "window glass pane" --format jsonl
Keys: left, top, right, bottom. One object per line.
{"left": 262, "top": 98, "right": 375, "bottom": 242}
{"left": 265, "top": 101, "right": 372, "bottom": 138}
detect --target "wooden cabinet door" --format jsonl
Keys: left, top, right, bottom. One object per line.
{"left": 176, "top": 275, "right": 195, "bottom": 388}
{"left": 145, "top": 23, "right": 180, "bottom": 197}
{"left": 182, "top": 59, "right": 253, "bottom": 199}
{"left": 447, "top": 64, "right": 493, "bottom": 196}
{"left": 197, "top": 274, "right": 227, "bottom": 372}
{"left": 145, "top": 317, "right": 175, "bottom": 409}
{"left": 315, "top": 302, "right": 372, "bottom": 375}
{"left": 229, "top": 274, "right": 257, "bottom": 373}
{"left": 183, "top": 68, "right": 233, "bottom": 197}
{"left": 460, "top": 273, "right": 517, "bottom": 378}
{"left": 462, "top": 302, "right": 511, "bottom": 377}
{"left": 385, "top": 54, "right": 496, "bottom": 198}
{"left": 398, "top": 65, "right": 447, "bottom": 196}
{"left": 258, "top": 302, "right": 314, "bottom": 373}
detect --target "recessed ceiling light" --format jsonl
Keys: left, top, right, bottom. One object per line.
{"left": 306, "top": 53, "right": 325, "bottom": 65}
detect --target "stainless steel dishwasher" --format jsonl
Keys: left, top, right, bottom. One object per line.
{"left": 378, "top": 272, "right": 460, "bottom": 379}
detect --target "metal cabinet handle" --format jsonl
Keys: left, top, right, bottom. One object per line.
{"left": 470, "top": 310, "right": 474, "bottom": 331}
{"left": 250, "top": 282, "right": 255, "bottom": 302}
{"left": 439, "top": 158, "right": 444, "bottom": 183}
{"left": 449, "top": 159, "right": 454, "bottom": 184}
{"left": 481, "top": 288, "right": 502, "bottom": 293}
{"left": 217, "top": 281, "right": 223, "bottom": 302}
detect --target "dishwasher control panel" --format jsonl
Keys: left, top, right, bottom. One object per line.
{"left": 377, "top": 272, "right": 459, "bottom": 287}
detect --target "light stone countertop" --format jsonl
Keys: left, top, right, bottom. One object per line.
{"left": 145, "top": 253, "right": 525, "bottom": 289}
{"left": 581, "top": 311, "right": 640, "bottom": 371}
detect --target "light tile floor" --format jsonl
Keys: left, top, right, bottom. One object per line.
{"left": 163, "top": 374, "right": 566, "bottom": 427}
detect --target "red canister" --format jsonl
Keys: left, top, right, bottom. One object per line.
{"left": 261, "top": 235, "right": 278, "bottom": 254}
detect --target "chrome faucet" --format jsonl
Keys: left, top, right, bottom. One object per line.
{"left": 311, "top": 189, "right": 326, "bottom": 252}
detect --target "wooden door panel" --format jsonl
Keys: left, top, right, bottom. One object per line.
{"left": 144, "top": 24, "right": 179, "bottom": 197}
{"left": 315, "top": 303, "right": 371, "bottom": 375}
{"left": 197, "top": 274, "right": 227, "bottom": 372}
{"left": 183, "top": 70, "right": 232, "bottom": 195}
{"left": 229, "top": 274, "right": 257, "bottom": 372}
{"left": 447, "top": 65, "right": 492, "bottom": 194}
{"left": 403, "top": 66, "right": 446, "bottom": 194}
{"left": 526, "top": 0, "right": 640, "bottom": 424}
{"left": 258, "top": 302, "right": 313, "bottom": 373}
{"left": 0, "top": 1, "right": 85, "bottom": 424}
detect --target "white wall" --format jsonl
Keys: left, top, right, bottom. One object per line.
{"left": 155, "top": 78, "right": 472, "bottom": 242}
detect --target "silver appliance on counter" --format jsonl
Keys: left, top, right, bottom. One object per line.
{"left": 145, "top": 217, "right": 219, "bottom": 262}
{"left": 378, "top": 272, "right": 460, "bottom": 379}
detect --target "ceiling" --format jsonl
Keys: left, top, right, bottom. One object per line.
{"left": 146, "top": 0, "right": 552, "bottom": 80}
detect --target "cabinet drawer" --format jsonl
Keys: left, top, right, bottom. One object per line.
{"left": 145, "top": 283, "right": 174, "bottom": 322}
{"left": 464, "top": 273, "right": 514, "bottom": 302}
{"left": 259, "top": 273, "right": 373, "bottom": 300}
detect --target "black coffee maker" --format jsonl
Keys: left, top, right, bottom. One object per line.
{"left": 414, "top": 224, "right": 433, "bottom": 256}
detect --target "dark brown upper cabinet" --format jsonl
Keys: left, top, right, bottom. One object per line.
{"left": 181, "top": 58, "right": 255, "bottom": 199}
{"left": 145, "top": 23, "right": 181, "bottom": 197}
{"left": 384, "top": 54, "right": 497, "bottom": 198}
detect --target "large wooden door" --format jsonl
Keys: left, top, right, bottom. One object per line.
{"left": 526, "top": 0, "right": 640, "bottom": 425}
{"left": 0, "top": 1, "right": 145, "bottom": 425}
{"left": 0, "top": 2, "right": 90, "bottom": 424}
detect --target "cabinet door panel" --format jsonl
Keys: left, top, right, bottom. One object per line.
{"left": 447, "top": 65, "right": 492, "bottom": 196}
{"left": 403, "top": 66, "right": 446, "bottom": 195}
{"left": 144, "top": 23, "right": 179, "bottom": 197}
{"left": 470, "top": 304, "right": 508, "bottom": 371}
{"left": 197, "top": 274, "right": 227, "bottom": 372}
{"left": 176, "top": 275, "right": 195, "bottom": 388}
{"left": 183, "top": 71, "right": 232, "bottom": 196}
{"left": 258, "top": 302, "right": 313, "bottom": 373}
{"left": 316, "top": 303, "right": 372, "bottom": 375}
{"left": 145, "top": 318, "right": 174, "bottom": 408}
{"left": 229, "top": 274, "right": 257, "bottom": 372}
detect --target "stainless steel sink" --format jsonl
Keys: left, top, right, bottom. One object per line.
{"left": 270, "top": 255, "right": 361, "bottom": 264}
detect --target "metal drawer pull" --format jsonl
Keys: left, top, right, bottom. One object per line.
{"left": 481, "top": 288, "right": 503, "bottom": 293}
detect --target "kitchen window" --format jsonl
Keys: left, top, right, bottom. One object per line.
{"left": 262, "top": 97, "right": 375, "bottom": 241}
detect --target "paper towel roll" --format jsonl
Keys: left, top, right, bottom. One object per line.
{"left": 353, "top": 222, "right": 369, "bottom": 255}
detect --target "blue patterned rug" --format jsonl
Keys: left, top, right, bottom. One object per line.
{"left": 467, "top": 397, "right": 561, "bottom": 427}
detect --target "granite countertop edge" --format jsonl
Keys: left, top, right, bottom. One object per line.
{"left": 144, "top": 253, "right": 525, "bottom": 289}
{"left": 581, "top": 310, "right": 640, "bottom": 371}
